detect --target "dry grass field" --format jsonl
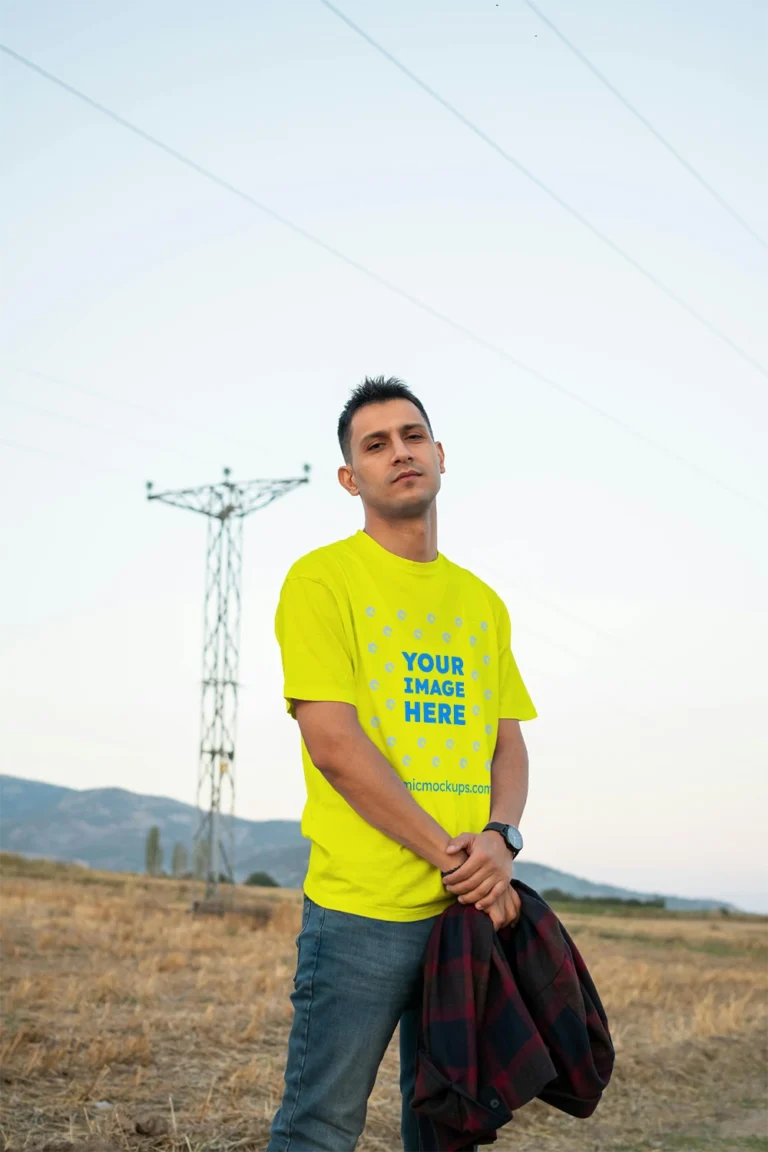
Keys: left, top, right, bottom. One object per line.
{"left": 1, "top": 854, "right": 766, "bottom": 1152}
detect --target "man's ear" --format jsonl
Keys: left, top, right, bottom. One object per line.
{"left": 338, "top": 463, "right": 360, "bottom": 497}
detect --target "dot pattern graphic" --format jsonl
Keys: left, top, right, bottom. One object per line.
{"left": 357, "top": 603, "right": 507, "bottom": 782}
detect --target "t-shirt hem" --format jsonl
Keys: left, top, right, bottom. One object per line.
{"left": 500, "top": 708, "right": 538, "bottom": 721}
{"left": 303, "top": 876, "right": 454, "bottom": 922}
{"left": 283, "top": 688, "right": 357, "bottom": 717}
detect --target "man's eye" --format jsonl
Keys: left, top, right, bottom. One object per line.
{"left": 369, "top": 443, "right": 382, "bottom": 451}
{"left": 409, "top": 434, "right": 422, "bottom": 440}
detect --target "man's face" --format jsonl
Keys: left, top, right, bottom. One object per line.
{"left": 338, "top": 398, "right": 445, "bottom": 518}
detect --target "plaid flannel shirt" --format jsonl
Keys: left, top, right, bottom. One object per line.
{"left": 412, "top": 880, "right": 615, "bottom": 1151}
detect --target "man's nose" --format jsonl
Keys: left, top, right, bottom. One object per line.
{"left": 391, "top": 438, "right": 414, "bottom": 461}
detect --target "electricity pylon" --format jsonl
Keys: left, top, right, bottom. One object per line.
{"left": 147, "top": 464, "right": 310, "bottom": 902}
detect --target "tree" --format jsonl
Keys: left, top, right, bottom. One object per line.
{"left": 541, "top": 888, "right": 665, "bottom": 909}
{"left": 145, "top": 826, "right": 163, "bottom": 876}
{"left": 245, "top": 871, "right": 279, "bottom": 888}
{"left": 171, "top": 842, "right": 188, "bottom": 878}
{"left": 192, "top": 838, "right": 208, "bottom": 881}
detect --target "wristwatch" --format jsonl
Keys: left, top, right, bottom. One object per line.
{"left": 483, "top": 822, "right": 523, "bottom": 859}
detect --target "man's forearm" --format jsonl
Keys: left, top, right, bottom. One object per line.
{"left": 489, "top": 725, "right": 529, "bottom": 827}
{"left": 317, "top": 726, "right": 463, "bottom": 873}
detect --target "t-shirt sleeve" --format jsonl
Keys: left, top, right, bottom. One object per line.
{"left": 495, "top": 596, "right": 537, "bottom": 721}
{"left": 274, "top": 575, "right": 357, "bottom": 720}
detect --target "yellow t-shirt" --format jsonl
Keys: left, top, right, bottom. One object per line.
{"left": 274, "top": 529, "right": 537, "bottom": 921}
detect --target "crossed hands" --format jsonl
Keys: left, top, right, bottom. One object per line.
{"left": 442, "top": 831, "right": 521, "bottom": 932}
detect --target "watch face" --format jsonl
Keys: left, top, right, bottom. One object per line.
{"left": 505, "top": 825, "right": 524, "bottom": 853}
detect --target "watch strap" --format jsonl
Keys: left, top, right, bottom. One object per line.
{"left": 483, "top": 822, "right": 522, "bottom": 858}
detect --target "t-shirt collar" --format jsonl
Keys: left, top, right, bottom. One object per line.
{"left": 351, "top": 528, "right": 446, "bottom": 578}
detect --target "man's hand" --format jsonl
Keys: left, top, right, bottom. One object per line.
{"left": 292, "top": 701, "right": 472, "bottom": 876}
{"left": 484, "top": 884, "right": 521, "bottom": 932}
{"left": 441, "top": 830, "right": 514, "bottom": 910}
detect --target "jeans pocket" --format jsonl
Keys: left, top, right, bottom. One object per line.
{"left": 302, "top": 895, "right": 313, "bottom": 930}
{"left": 293, "top": 897, "right": 314, "bottom": 990}
{"left": 294, "top": 895, "right": 312, "bottom": 948}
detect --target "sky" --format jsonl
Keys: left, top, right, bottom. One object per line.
{"left": 1, "top": 0, "right": 766, "bottom": 911}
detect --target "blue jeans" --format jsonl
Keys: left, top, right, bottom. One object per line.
{"left": 267, "top": 895, "right": 439, "bottom": 1151}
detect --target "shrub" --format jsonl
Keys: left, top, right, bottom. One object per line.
{"left": 244, "top": 871, "right": 279, "bottom": 888}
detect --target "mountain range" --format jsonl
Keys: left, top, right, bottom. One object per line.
{"left": 0, "top": 774, "right": 731, "bottom": 910}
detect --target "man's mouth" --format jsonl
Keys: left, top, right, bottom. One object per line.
{"left": 394, "top": 471, "right": 421, "bottom": 483}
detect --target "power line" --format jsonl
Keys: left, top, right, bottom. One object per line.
{"left": 523, "top": 0, "right": 767, "bottom": 250}
{"left": 317, "top": 1, "right": 767, "bottom": 379}
{"left": 3, "top": 394, "right": 207, "bottom": 466}
{"left": 0, "top": 434, "right": 133, "bottom": 477}
{"left": 1, "top": 435, "right": 66, "bottom": 460}
{"left": 5, "top": 363, "right": 264, "bottom": 454}
{"left": 477, "top": 559, "right": 622, "bottom": 646}
{"left": 512, "top": 584, "right": 620, "bottom": 646}
{"left": 1, "top": 43, "right": 764, "bottom": 514}
{"left": 514, "top": 622, "right": 586, "bottom": 664}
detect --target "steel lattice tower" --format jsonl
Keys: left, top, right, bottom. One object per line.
{"left": 147, "top": 465, "right": 310, "bottom": 902}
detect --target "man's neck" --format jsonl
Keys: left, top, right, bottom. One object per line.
{"left": 363, "top": 510, "right": 438, "bottom": 564}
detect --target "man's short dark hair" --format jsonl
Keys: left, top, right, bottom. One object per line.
{"left": 337, "top": 376, "right": 434, "bottom": 463}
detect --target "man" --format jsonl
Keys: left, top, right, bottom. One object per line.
{"left": 267, "top": 377, "right": 537, "bottom": 1152}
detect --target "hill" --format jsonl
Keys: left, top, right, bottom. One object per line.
{"left": 0, "top": 773, "right": 730, "bottom": 909}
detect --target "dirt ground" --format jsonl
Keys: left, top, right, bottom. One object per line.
{"left": 0, "top": 856, "right": 766, "bottom": 1152}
